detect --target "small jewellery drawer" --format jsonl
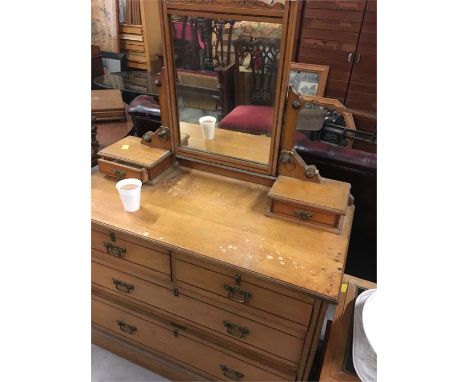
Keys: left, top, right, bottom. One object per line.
{"left": 92, "top": 261, "right": 304, "bottom": 363}
{"left": 91, "top": 226, "right": 170, "bottom": 279}
{"left": 174, "top": 257, "right": 313, "bottom": 327}
{"left": 270, "top": 200, "right": 340, "bottom": 228}
{"left": 98, "top": 158, "right": 149, "bottom": 183}
{"left": 92, "top": 298, "right": 288, "bottom": 381}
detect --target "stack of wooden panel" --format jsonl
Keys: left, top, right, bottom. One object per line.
{"left": 120, "top": 23, "right": 147, "bottom": 70}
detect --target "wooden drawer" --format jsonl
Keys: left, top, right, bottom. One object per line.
{"left": 91, "top": 225, "right": 171, "bottom": 280}
{"left": 98, "top": 158, "right": 149, "bottom": 183}
{"left": 92, "top": 298, "right": 288, "bottom": 381}
{"left": 174, "top": 256, "right": 314, "bottom": 326}
{"left": 92, "top": 261, "right": 304, "bottom": 364}
{"left": 271, "top": 200, "right": 339, "bottom": 227}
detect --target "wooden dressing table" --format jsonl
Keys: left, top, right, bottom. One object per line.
{"left": 92, "top": 1, "right": 356, "bottom": 380}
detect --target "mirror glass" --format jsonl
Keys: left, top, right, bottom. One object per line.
{"left": 289, "top": 71, "right": 320, "bottom": 96}
{"left": 294, "top": 101, "right": 352, "bottom": 147}
{"left": 170, "top": 15, "right": 282, "bottom": 165}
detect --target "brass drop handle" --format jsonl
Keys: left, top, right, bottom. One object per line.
{"left": 294, "top": 209, "right": 313, "bottom": 221}
{"left": 220, "top": 365, "right": 244, "bottom": 381}
{"left": 117, "top": 320, "right": 137, "bottom": 335}
{"left": 170, "top": 322, "right": 186, "bottom": 337}
{"left": 103, "top": 242, "right": 127, "bottom": 258}
{"left": 112, "top": 278, "right": 134, "bottom": 294}
{"left": 223, "top": 285, "right": 252, "bottom": 304}
{"left": 223, "top": 320, "right": 250, "bottom": 338}
{"left": 112, "top": 169, "right": 126, "bottom": 179}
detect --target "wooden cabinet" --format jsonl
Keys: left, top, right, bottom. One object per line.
{"left": 91, "top": 165, "right": 354, "bottom": 381}
{"left": 92, "top": 2, "right": 355, "bottom": 380}
{"left": 296, "top": 1, "right": 376, "bottom": 152}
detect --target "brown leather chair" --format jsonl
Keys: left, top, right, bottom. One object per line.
{"left": 295, "top": 133, "right": 377, "bottom": 282}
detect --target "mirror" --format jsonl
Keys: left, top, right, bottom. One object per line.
{"left": 288, "top": 62, "right": 329, "bottom": 97}
{"left": 169, "top": 15, "right": 282, "bottom": 165}
{"left": 291, "top": 93, "right": 356, "bottom": 148}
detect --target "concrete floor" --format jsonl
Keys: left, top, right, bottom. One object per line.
{"left": 92, "top": 345, "right": 168, "bottom": 382}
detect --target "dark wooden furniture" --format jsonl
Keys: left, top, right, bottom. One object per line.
{"left": 93, "top": 71, "right": 161, "bottom": 97}
{"left": 295, "top": 0, "right": 376, "bottom": 152}
{"left": 128, "top": 95, "right": 162, "bottom": 137}
{"left": 92, "top": 45, "right": 104, "bottom": 90}
{"left": 172, "top": 16, "right": 237, "bottom": 120}
{"left": 92, "top": 116, "right": 99, "bottom": 167}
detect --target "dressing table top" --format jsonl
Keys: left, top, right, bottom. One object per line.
{"left": 91, "top": 166, "right": 354, "bottom": 302}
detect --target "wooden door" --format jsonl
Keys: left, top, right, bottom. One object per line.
{"left": 345, "top": 1, "right": 376, "bottom": 112}
{"left": 296, "top": 1, "right": 367, "bottom": 103}
{"left": 344, "top": 1, "right": 376, "bottom": 153}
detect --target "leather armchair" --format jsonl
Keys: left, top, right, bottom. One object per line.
{"left": 295, "top": 133, "right": 377, "bottom": 282}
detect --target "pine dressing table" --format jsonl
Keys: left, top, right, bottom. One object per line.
{"left": 92, "top": 1, "right": 355, "bottom": 380}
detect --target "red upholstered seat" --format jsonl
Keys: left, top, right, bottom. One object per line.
{"left": 218, "top": 105, "right": 273, "bottom": 136}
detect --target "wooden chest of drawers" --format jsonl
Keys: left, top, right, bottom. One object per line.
{"left": 91, "top": 167, "right": 354, "bottom": 381}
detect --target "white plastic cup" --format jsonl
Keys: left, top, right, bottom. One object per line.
{"left": 199, "top": 116, "right": 216, "bottom": 140}
{"left": 115, "top": 178, "right": 142, "bottom": 212}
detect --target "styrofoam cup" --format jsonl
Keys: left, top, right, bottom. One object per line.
{"left": 199, "top": 116, "right": 216, "bottom": 140}
{"left": 116, "top": 178, "right": 142, "bottom": 212}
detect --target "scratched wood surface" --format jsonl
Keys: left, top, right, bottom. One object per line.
{"left": 91, "top": 166, "right": 354, "bottom": 302}
{"left": 269, "top": 175, "right": 350, "bottom": 214}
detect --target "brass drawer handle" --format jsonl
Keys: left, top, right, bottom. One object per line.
{"left": 220, "top": 365, "right": 244, "bottom": 381}
{"left": 112, "top": 278, "right": 134, "bottom": 294}
{"left": 223, "top": 320, "right": 250, "bottom": 338}
{"left": 294, "top": 209, "right": 313, "bottom": 220}
{"left": 112, "top": 169, "right": 126, "bottom": 178}
{"left": 103, "top": 242, "right": 127, "bottom": 258}
{"left": 223, "top": 284, "right": 252, "bottom": 304}
{"left": 117, "top": 320, "right": 137, "bottom": 335}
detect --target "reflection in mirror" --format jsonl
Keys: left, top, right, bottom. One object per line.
{"left": 170, "top": 15, "right": 282, "bottom": 165}
{"left": 289, "top": 71, "right": 320, "bottom": 96}
{"left": 294, "top": 99, "right": 355, "bottom": 148}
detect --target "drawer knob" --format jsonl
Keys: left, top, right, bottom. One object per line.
{"left": 112, "top": 169, "right": 126, "bottom": 179}
{"left": 117, "top": 320, "right": 137, "bottom": 335}
{"left": 220, "top": 365, "right": 244, "bottom": 381}
{"left": 294, "top": 209, "right": 313, "bottom": 220}
{"left": 112, "top": 278, "right": 134, "bottom": 294}
{"left": 103, "top": 242, "right": 127, "bottom": 258}
{"left": 223, "top": 284, "right": 252, "bottom": 304}
{"left": 223, "top": 320, "right": 250, "bottom": 339}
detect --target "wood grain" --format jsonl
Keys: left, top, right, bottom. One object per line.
{"left": 91, "top": 166, "right": 354, "bottom": 302}
{"left": 92, "top": 298, "right": 288, "bottom": 381}
{"left": 98, "top": 136, "right": 171, "bottom": 168}
{"left": 180, "top": 122, "right": 271, "bottom": 165}
{"left": 268, "top": 175, "right": 350, "bottom": 214}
